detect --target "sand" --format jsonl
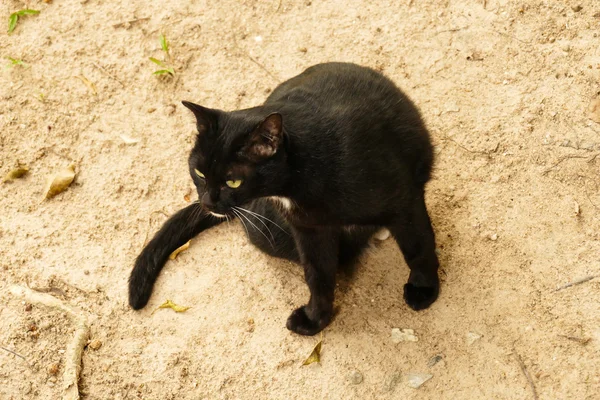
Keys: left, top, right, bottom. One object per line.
{"left": 1, "top": 0, "right": 599, "bottom": 399}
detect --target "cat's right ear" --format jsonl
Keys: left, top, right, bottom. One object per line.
{"left": 182, "top": 101, "right": 219, "bottom": 135}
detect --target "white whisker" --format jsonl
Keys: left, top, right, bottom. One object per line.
{"left": 235, "top": 206, "right": 289, "bottom": 235}
{"left": 234, "top": 206, "right": 276, "bottom": 243}
{"left": 234, "top": 207, "right": 275, "bottom": 249}
{"left": 231, "top": 209, "right": 250, "bottom": 238}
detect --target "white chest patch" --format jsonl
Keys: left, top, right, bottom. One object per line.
{"left": 270, "top": 196, "right": 293, "bottom": 210}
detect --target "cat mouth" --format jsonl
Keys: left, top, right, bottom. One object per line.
{"left": 209, "top": 211, "right": 228, "bottom": 219}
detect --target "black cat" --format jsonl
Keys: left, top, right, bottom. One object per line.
{"left": 128, "top": 62, "right": 440, "bottom": 336}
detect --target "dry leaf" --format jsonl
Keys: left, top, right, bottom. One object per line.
{"left": 157, "top": 299, "right": 190, "bottom": 313}
{"left": 74, "top": 75, "right": 97, "bottom": 95}
{"left": 120, "top": 134, "right": 140, "bottom": 144}
{"left": 3, "top": 165, "right": 29, "bottom": 182}
{"left": 169, "top": 241, "right": 190, "bottom": 260}
{"left": 302, "top": 340, "right": 322, "bottom": 366}
{"left": 44, "top": 163, "right": 76, "bottom": 199}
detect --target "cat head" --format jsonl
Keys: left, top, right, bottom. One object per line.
{"left": 182, "top": 101, "right": 290, "bottom": 216}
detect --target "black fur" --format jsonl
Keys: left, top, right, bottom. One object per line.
{"left": 128, "top": 62, "right": 440, "bottom": 336}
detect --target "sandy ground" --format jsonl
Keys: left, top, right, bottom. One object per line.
{"left": 1, "top": 0, "right": 599, "bottom": 399}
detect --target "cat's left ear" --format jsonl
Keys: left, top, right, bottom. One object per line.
{"left": 242, "top": 113, "right": 283, "bottom": 161}
{"left": 182, "top": 101, "right": 219, "bottom": 136}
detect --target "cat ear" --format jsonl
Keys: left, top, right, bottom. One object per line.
{"left": 182, "top": 101, "right": 218, "bottom": 135}
{"left": 241, "top": 113, "right": 283, "bottom": 161}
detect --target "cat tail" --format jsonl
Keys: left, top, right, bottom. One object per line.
{"left": 128, "top": 203, "right": 226, "bottom": 310}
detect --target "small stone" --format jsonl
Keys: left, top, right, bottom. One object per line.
{"left": 427, "top": 354, "right": 444, "bottom": 367}
{"left": 571, "top": 5, "right": 582, "bottom": 12}
{"left": 48, "top": 363, "right": 59, "bottom": 375}
{"left": 165, "top": 104, "right": 176, "bottom": 116}
{"left": 84, "top": 270, "right": 90, "bottom": 275}
{"left": 391, "top": 328, "right": 418, "bottom": 343}
{"left": 561, "top": 44, "right": 571, "bottom": 52}
{"left": 466, "top": 332, "right": 482, "bottom": 345}
{"left": 382, "top": 371, "right": 401, "bottom": 392}
{"left": 348, "top": 370, "right": 363, "bottom": 384}
{"left": 298, "top": 47, "right": 308, "bottom": 53}
{"left": 588, "top": 98, "right": 600, "bottom": 123}
{"left": 406, "top": 372, "right": 432, "bottom": 389}
{"left": 25, "top": 303, "right": 32, "bottom": 312}
{"left": 147, "top": 107, "right": 156, "bottom": 113}
{"left": 88, "top": 339, "right": 102, "bottom": 350}
{"left": 489, "top": 233, "right": 498, "bottom": 241}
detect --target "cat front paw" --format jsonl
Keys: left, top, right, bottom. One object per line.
{"left": 286, "top": 306, "right": 331, "bottom": 336}
{"left": 403, "top": 282, "right": 439, "bottom": 310}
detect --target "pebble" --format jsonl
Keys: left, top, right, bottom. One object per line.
{"left": 466, "top": 332, "right": 482, "bottom": 345}
{"left": 382, "top": 371, "right": 401, "bottom": 392}
{"left": 406, "top": 372, "right": 432, "bottom": 389}
{"left": 391, "top": 328, "right": 418, "bottom": 343}
{"left": 588, "top": 98, "right": 600, "bottom": 123}
{"left": 571, "top": 5, "right": 582, "bottom": 12}
{"left": 48, "top": 363, "right": 59, "bottom": 375}
{"left": 348, "top": 370, "right": 363, "bottom": 384}
{"left": 165, "top": 104, "right": 176, "bottom": 116}
{"left": 89, "top": 339, "right": 103, "bottom": 350}
{"left": 427, "top": 354, "right": 444, "bottom": 367}
{"left": 489, "top": 233, "right": 498, "bottom": 241}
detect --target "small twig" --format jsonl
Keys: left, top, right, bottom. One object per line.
{"left": 558, "top": 335, "right": 591, "bottom": 345}
{"left": 492, "top": 30, "right": 531, "bottom": 45}
{"left": 112, "top": 17, "right": 150, "bottom": 29}
{"left": 483, "top": 0, "right": 487, "bottom": 9}
{"left": 553, "top": 275, "right": 597, "bottom": 292}
{"left": 231, "top": 22, "right": 279, "bottom": 82}
{"left": 514, "top": 351, "right": 539, "bottom": 400}
{"left": 434, "top": 26, "right": 468, "bottom": 36}
{"left": 143, "top": 209, "right": 170, "bottom": 246}
{"left": 276, "top": 0, "right": 283, "bottom": 12}
{"left": 9, "top": 286, "right": 89, "bottom": 400}
{"left": 92, "top": 62, "right": 125, "bottom": 88}
{"left": 542, "top": 155, "right": 589, "bottom": 175}
{"left": 439, "top": 135, "right": 498, "bottom": 157}
{"left": 0, "top": 346, "right": 26, "bottom": 361}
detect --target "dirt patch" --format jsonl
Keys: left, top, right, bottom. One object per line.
{"left": 1, "top": 0, "right": 599, "bottom": 399}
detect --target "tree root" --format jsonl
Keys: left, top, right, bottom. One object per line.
{"left": 9, "top": 285, "right": 89, "bottom": 400}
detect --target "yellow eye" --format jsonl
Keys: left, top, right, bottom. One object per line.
{"left": 226, "top": 179, "right": 243, "bottom": 188}
{"left": 194, "top": 169, "right": 205, "bottom": 179}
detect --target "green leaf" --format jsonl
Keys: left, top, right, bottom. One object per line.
{"left": 156, "top": 299, "right": 190, "bottom": 313}
{"left": 153, "top": 69, "right": 171, "bottom": 75}
{"left": 8, "top": 13, "right": 18, "bottom": 33}
{"left": 8, "top": 57, "right": 25, "bottom": 66}
{"left": 166, "top": 67, "right": 175, "bottom": 75}
{"left": 302, "top": 340, "right": 322, "bottom": 366}
{"left": 16, "top": 9, "right": 40, "bottom": 16}
{"left": 160, "top": 34, "right": 169, "bottom": 54}
{"left": 149, "top": 57, "right": 165, "bottom": 66}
